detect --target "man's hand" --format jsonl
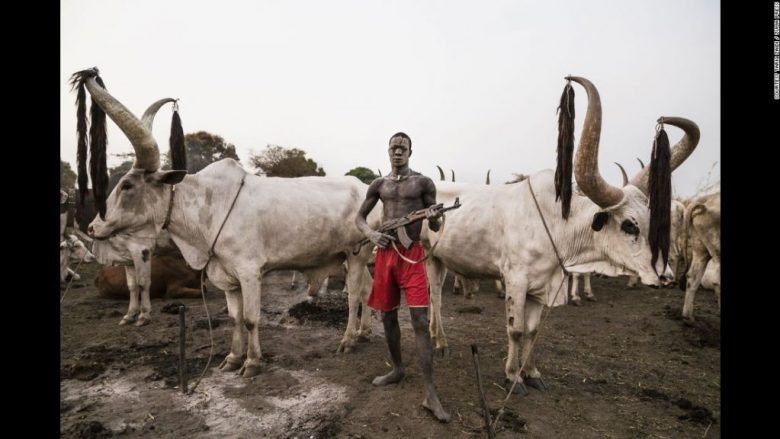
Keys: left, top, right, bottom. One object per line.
{"left": 424, "top": 206, "right": 442, "bottom": 220}
{"left": 369, "top": 230, "right": 396, "bottom": 249}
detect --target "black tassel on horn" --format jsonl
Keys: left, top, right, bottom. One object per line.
{"left": 169, "top": 102, "right": 187, "bottom": 171}
{"left": 648, "top": 127, "right": 672, "bottom": 274}
{"left": 555, "top": 82, "right": 575, "bottom": 219}
{"left": 68, "top": 69, "right": 95, "bottom": 208}
{"left": 89, "top": 76, "right": 109, "bottom": 220}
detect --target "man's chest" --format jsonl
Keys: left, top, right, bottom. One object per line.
{"left": 379, "top": 178, "right": 423, "bottom": 202}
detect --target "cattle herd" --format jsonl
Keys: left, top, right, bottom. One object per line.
{"left": 61, "top": 68, "right": 720, "bottom": 428}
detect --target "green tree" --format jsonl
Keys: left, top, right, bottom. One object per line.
{"left": 345, "top": 166, "right": 379, "bottom": 184}
{"left": 250, "top": 145, "right": 326, "bottom": 177}
{"left": 108, "top": 159, "right": 134, "bottom": 193}
{"left": 60, "top": 160, "right": 77, "bottom": 191}
{"left": 163, "top": 131, "right": 241, "bottom": 174}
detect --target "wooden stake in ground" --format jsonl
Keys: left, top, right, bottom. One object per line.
{"left": 179, "top": 305, "right": 187, "bottom": 394}
{"left": 471, "top": 344, "right": 496, "bottom": 439}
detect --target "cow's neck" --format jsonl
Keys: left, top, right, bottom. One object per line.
{"left": 543, "top": 195, "right": 603, "bottom": 268}
{"left": 156, "top": 173, "right": 245, "bottom": 270}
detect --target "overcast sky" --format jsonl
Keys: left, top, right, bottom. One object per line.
{"left": 61, "top": 0, "right": 719, "bottom": 198}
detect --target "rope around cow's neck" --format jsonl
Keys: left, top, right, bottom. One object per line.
{"left": 187, "top": 174, "right": 246, "bottom": 395}
{"left": 491, "top": 179, "right": 570, "bottom": 431}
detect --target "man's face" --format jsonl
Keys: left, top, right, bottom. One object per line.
{"left": 388, "top": 136, "right": 411, "bottom": 168}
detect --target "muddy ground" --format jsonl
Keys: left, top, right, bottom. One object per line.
{"left": 61, "top": 261, "right": 720, "bottom": 438}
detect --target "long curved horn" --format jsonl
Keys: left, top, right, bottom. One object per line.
{"left": 141, "top": 98, "right": 176, "bottom": 132}
{"left": 569, "top": 76, "right": 623, "bottom": 208}
{"left": 614, "top": 162, "right": 629, "bottom": 186}
{"left": 83, "top": 77, "right": 161, "bottom": 171}
{"left": 436, "top": 165, "right": 445, "bottom": 181}
{"left": 486, "top": 169, "right": 491, "bottom": 185}
{"left": 377, "top": 169, "right": 382, "bottom": 177}
{"left": 630, "top": 116, "right": 700, "bottom": 193}
{"left": 636, "top": 157, "right": 645, "bottom": 169}
{"left": 450, "top": 169, "right": 455, "bottom": 182}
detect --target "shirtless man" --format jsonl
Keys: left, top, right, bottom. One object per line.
{"left": 355, "top": 132, "right": 451, "bottom": 423}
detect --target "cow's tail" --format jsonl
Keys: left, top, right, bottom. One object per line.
{"left": 555, "top": 80, "right": 575, "bottom": 219}
{"left": 69, "top": 68, "right": 109, "bottom": 219}
{"left": 677, "top": 201, "right": 707, "bottom": 290}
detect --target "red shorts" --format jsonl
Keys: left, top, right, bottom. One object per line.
{"left": 368, "top": 242, "right": 429, "bottom": 312}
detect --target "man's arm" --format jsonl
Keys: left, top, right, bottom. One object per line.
{"left": 421, "top": 177, "right": 441, "bottom": 232}
{"left": 356, "top": 179, "right": 395, "bottom": 248}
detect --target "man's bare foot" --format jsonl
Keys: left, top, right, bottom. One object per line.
{"left": 372, "top": 369, "right": 405, "bottom": 386}
{"left": 422, "top": 395, "right": 451, "bottom": 423}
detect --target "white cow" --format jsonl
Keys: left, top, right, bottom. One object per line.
{"left": 85, "top": 97, "right": 187, "bottom": 327}
{"left": 421, "top": 76, "right": 699, "bottom": 393}
{"left": 74, "top": 69, "right": 378, "bottom": 378}
{"left": 60, "top": 234, "right": 95, "bottom": 282}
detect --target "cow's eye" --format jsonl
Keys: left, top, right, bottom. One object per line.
{"left": 121, "top": 182, "right": 134, "bottom": 191}
{"left": 620, "top": 219, "right": 639, "bottom": 236}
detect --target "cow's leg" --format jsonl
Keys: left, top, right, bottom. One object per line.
{"left": 682, "top": 254, "right": 709, "bottom": 322}
{"left": 239, "top": 276, "right": 264, "bottom": 378}
{"left": 357, "top": 266, "right": 373, "bottom": 340}
{"left": 66, "top": 268, "right": 81, "bottom": 281}
{"left": 520, "top": 296, "right": 547, "bottom": 391}
{"left": 452, "top": 273, "right": 461, "bottom": 295}
{"left": 583, "top": 273, "right": 596, "bottom": 301}
{"left": 626, "top": 274, "right": 639, "bottom": 288}
{"left": 134, "top": 255, "right": 153, "bottom": 327}
{"left": 464, "top": 277, "right": 478, "bottom": 300}
{"left": 504, "top": 274, "right": 529, "bottom": 395}
{"left": 220, "top": 288, "right": 245, "bottom": 372}
{"left": 496, "top": 279, "right": 505, "bottom": 299}
{"left": 120, "top": 265, "right": 141, "bottom": 325}
{"left": 426, "top": 257, "right": 449, "bottom": 357}
{"left": 570, "top": 273, "right": 582, "bottom": 306}
{"left": 339, "top": 257, "right": 369, "bottom": 352}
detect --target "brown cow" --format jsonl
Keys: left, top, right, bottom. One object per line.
{"left": 95, "top": 251, "right": 203, "bottom": 300}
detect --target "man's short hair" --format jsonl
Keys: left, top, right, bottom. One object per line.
{"left": 389, "top": 132, "right": 412, "bottom": 150}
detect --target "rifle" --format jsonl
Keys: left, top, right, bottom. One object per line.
{"left": 353, "top": 197, "right": 461, "bottom": 253}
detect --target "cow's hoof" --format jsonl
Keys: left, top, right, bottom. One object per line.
{"left": 570, "top": 298, "right": 582, "bottom": 307}
{"left": 585, "top": 295, "right": 597, "bottom": 302}
{"left": 337, "top": 339, "right": 356, "bottom": 353}
{"left": 505, "top": 379, "right": 529, "bottom": 396}
{"left": 682, "top": 316, "right": 696, "bottom": 326}
{"left": 135, "top": 316, "right": 151, "bottom": 327}
{"left": 435, "top": 346, "right": 450, "bottom": 358}
{"left": 524, "top": 377, "right": 547, "bottom": 391}
{"left": 239, "top": 362, "right": 263, "bottom": 378}
{"left": 119, "top": 315, "right": 135, "bottom": 326}
{"left": 219, "top": 357, "right": 242, "bottom": 372}
{"left": 357, "top": 332, "right": 371, "bottom": 342}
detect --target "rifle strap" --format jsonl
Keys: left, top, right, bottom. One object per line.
{"left": 390, "top": 214, "right": 446, "bottom": 265}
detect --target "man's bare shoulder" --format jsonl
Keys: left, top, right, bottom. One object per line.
{"left": 367, "top": 177, "right": 386, "bottom": 195}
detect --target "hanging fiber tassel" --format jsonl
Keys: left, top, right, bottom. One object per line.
{"left": 554, "top": 81, "right": 575, "bottom": 219}
{"left": 69, "top": 69, "right": 93, "bottom": 208}
{"left": 88, "top": 75, "right": 109, "bottom": 220}
{"left": 169, "top": 100, "right": 187, "bottom": 171}
{"left": 648, "top": 121, "right": 672, "bottom": 274}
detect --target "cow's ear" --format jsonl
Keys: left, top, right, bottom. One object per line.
{"left": 591, "top": 211, "right": 609, "bottom": 231}
{"left": 150, "top": 170, "right": 187, "bottom": 186}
